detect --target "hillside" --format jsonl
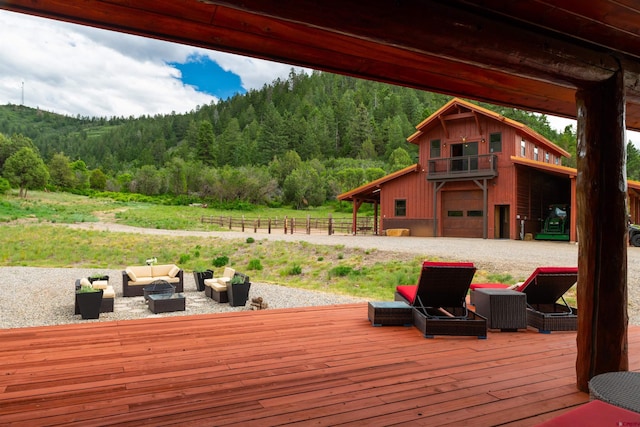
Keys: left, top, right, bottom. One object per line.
{"left": 0, "top": 71, "right": 568, "bottom": 174}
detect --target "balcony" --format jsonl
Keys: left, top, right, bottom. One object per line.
{"left": 427, "top": 153, "right": 498, "bottom": 181}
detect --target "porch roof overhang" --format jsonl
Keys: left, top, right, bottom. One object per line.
{"left": 2, "top": 1, "right": 640, "bottom": 133}
{"left": 337, "top": 164, "right": 420, "bottom": 203}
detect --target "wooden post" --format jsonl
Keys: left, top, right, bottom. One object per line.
{"left": 352, "top": 199, "right": 359, "bottom": 234}
{"left": 328, "top": 214, "right": 333, "bottom": 235}
{"left": 228, "top": 217, "right": 232, "bottom": 230}
{"left": 290, "top": 217, "right": 295, "bottom": 234}
{"left": 575, "top": 68, "right": 628, "bottom": 392}
{"left": 241, "top": 215, "right": 245, "bottom": 232}
{"left": 374, "top": 201, "right": 379, "bottom": 235}
{"left": 268, "top": 218, "right": 271, "bottom": 234}
{"left": 306, "top": 215, "right": 311, "bottom": 234}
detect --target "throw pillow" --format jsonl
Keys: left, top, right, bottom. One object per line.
{"left": 168, "top": 265, "right": 180, "bottom": 278}
{"left": 126, "top": 267, "right": 137, "bottom": 281}
{"left": 80, "top": 277, "right": 91, "bottom": 287}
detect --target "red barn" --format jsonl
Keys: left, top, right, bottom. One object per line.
{"left": 339, "top": 98, "right": 640, "bottom": 240}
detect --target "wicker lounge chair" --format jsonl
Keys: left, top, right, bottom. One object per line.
{"left": 516, "top": 266, "right": 578, "bottom": 333}
{"left": 395, "top": 261, "right": 487, "bottom": 339}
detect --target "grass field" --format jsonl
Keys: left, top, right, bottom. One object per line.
{"left": 0, "top": 191, "right": 514, "bottom": 301}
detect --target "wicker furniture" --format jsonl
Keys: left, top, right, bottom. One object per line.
{"left": 395, "top": 261, "right": 487, "bottom": 339}
{"left": 204, "top": 267, "right": 235, "bottom": 302}
{"left": 122, "top": 264, "right": 184, "bottom": 297}
{"left": 519, "top": 267, "right": 578, "bottom": 333}
{"left": 148, "top": 293, "right": 186, "bottom": 314}
{"left": 588, "top": 371, "right": 640, "bottom": 414}
{"left": 368, "top": 301, "right": 413, "bottom": 326}
{"left": 473, "top": 288, "right": 527, "bottom": 331}
{"left": 75, "top": 278, "right": 115, "bottom": 314}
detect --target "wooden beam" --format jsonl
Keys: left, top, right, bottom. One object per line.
{"left": 575, "top": 67, "right": 629, "bottom": 392}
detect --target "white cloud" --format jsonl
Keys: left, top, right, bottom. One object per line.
{"left": 547, "top": 115, "right": 640, "bottom": 148}
{"left": 0, "top": 10, "right": 306, "bottom": 118}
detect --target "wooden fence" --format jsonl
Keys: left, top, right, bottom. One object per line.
{"left": 200, "top": 215, "right": 376, "bottom": 235}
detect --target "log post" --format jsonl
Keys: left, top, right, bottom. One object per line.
{"left": 575, "top": 68, "right": 629, "bottom": 392}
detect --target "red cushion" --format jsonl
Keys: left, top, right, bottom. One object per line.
{"left": 536, "top": 400, "right": 640, "bottom": 426}
{"left": 423, "top": 261, "right": 475, "bottom": 268}
{"left": 396, "top": 285, "right": 417, "bottom": 302}
{"left": 470, "top": 283, "right": 510, "bottom": 290}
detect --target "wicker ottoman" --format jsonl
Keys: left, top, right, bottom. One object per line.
{"left": 474, "top": 288, "right": 527, "bottom": 331}
{"left": 148, "top": 293, "right": 186, "bottom": 314}
{"left": 368, "top": 301, "right": 413, "bottom": 326}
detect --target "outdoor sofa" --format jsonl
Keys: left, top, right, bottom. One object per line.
{"left": 122, "top": 264, "right": 184, "bottom": 297}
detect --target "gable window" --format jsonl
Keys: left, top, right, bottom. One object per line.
{"left": 489, "top": 133, "right": 502, "bottom": 153}
{"left": 534, "top": 146, "right": 539, "bottom": 161}
{"left": 555, "top": 157, "right": 560, "bottom": 165}
{"left": 545, "top": 152, "right": 550, "bottom": 163}
{"left": 395, "top": 199, "right": 407, "bottom": 217}
{"left": 430, "top": 139, "right": 441, "bottom": 158}
{"left": 520, "top": 139, "right": 526, "bottom": 156}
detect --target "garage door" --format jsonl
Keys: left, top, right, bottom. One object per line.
{"left": 442, "top": 191, "right": 483, "bottom": 238}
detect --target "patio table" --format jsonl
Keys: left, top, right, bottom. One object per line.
{"left": 588, "top": 371, "right": 640, "bottom": 413}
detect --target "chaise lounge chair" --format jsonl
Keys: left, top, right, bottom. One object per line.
{"left": 516, "top": 266, "right": 578, "bottom": 333}
{"left": 395, "top": 261, "right": 487, "bottom": 339}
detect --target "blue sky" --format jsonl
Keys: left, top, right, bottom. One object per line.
{"left": 170, "top": 54, "right": 246, "bottom": 100}
{"left": 1, "top": 9, "right": 639, "bottom": 146}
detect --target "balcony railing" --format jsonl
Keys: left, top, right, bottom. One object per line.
{"left": 427, "top": 154, "right": 498, "bottom": 181}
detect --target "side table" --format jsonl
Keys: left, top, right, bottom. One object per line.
{"left": 148, "top": 293, "right": 186, "bottom": 314}
{"left": 589, "top": 371, "right": 640, "bottom": 414}
{"left": 474, "top": 288, "right": 526, "bottom": 331}
{"left": 368, "top": 301, "right": 413, "bottom": 326}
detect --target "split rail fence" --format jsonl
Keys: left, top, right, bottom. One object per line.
{"left": 200, "top": 215, "right": 376, "bottom": 235}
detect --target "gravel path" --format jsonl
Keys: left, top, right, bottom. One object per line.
{"left": 2, "top": 221, "right": 639, "bottom": 328}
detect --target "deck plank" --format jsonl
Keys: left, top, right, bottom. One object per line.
{"left": 1, "top": 303, "right": 639, "bottom": 426}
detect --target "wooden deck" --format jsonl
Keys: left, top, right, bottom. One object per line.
{"left": 1, "top": 303, "right": 639, "bottom": 426}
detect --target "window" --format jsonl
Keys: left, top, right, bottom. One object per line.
{"left": 395, "top": 199, "right": 406, "bottom": 216}
{"left": 489, "top": 133, "right": 502, "bottom": 153}
{"left": 447, "top": 210, "right": 463, "bottom": 217}
{"left": 520, "top": 139, "right": 526, "bottom": 156}
{"left": 467, "top": 210, "right": 483, "bottom": 217}
{"left": 534, "top": 146, "right": 539, "bottom": 161}
{"left": 545, "top": 152, "right": 550, "bottom": 163}
{"left": 555, "top": 157, "right": 560, "bottom": 165}
{"left": 430, "top": 139, "right": 441, "bottom": 158}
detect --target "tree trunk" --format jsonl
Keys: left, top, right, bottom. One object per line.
{"left": 575, "top": 67, "right": 629, "bottom": 391}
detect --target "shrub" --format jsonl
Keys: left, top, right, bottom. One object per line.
{"left": 212, "top": 256, "right": 229, "bottom": 267}
{"left": 288, "top": 264, "right": 302, "bottom": 275}
{"left": 0, "top": 178, "right": 11, "bottom": 194}
{"left": 329, "top": 265, "right": 353, "bottom": 278}
{"left": 317, "top": 256, "right": 324, "bottom": 261}
{"left": 178, "top": 253, "right": 191, "bottom": 264}
{"left": 248, "top": 258, "right": 263, "bottom": 270}
{"left": 246, "top": 237, "right": 255, "bottom": 244}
